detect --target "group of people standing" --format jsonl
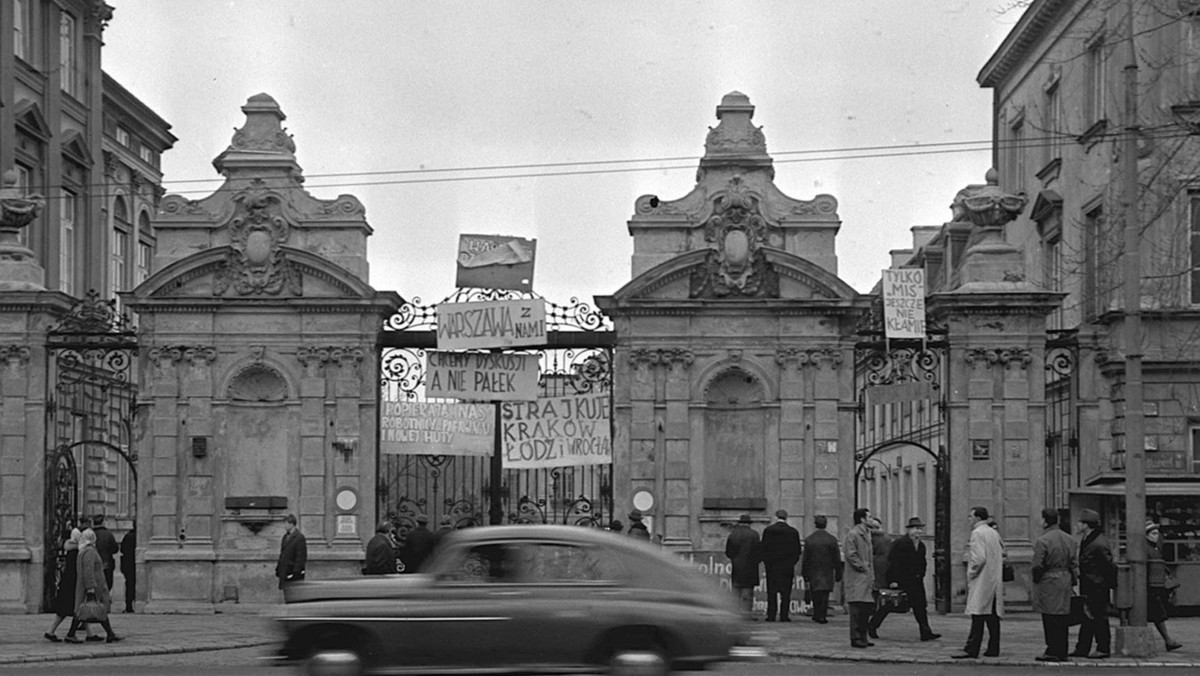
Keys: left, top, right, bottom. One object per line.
{"left": 362, "top": 513, "right": 456, "bottom": 575}
{"left": 43, "top": 514, "right": 134, "bottom": 644}
{"left": 1030, "top": 507, "right": 1183, "bottom": 661}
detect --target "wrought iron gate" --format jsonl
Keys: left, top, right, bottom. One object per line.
{"left": 378, "top": 289, "right": 614, "bottom": 534}
{"left": 853, "top": 301, "right": 951, "bottom": 613}
{"left": 43, "top": 291, "right": 139, "bottom": 610}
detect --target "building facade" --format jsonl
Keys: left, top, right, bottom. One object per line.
{"left": 1, "top": 0, "right": 173, "bottom": 611}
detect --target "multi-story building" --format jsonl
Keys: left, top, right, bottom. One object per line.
{"left": 896, "top": 0, "right": 1200, "bottom": 608}
{"left": 1, "top": 0, "right": 173, "bottom": 610}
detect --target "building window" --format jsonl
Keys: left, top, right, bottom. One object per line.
{"left": 59, "top": 12, "right": 78, "bottom": 97}
{"left": 138, "top": 145, "right": 155, "bottom": 165}
{"left": 1191, "top": 427, "right": 1200, "bottom": 473}
{"left": 116, "top": 127, "right": 130, "bottom": 147}
{"left": 1046, "top": 235, "right": 1064, "bottom": 329}
{"left": 1043, "top": 80, "right": 1061, "bottom": 166}
{"left": 60, "top": 192, "right": 77, "bottom": 295}
{"left": 14, "top": 165, "right": 32, "bottom": 248}
{"left": 1190, "top": 193, "right": 1200, "bottom": 305}
{"left": 1008, "top": 116, "right": 1026, "bottom": 190}
{"left": 13, "top": 0, "right": 30, "bottom": 62}
{"left": 111, "top": 197, "right": 130, "bottom": 301}
{"left": 1084, "top": 205, "right": 1112, "bottom": 318}
{"left": 1085, "top": 33, "right": 1106, "bottom": 124}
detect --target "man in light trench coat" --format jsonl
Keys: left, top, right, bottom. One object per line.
{"left": 844, "top": 507, "right": 876, "bottom": 648}
{"left": 1030, "top": 507, "right": 1077, "bottom": 662}
{"left": 952, "top": 506, "right": 1004, "bottom": 658}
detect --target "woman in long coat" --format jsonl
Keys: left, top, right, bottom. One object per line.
{"left": 43, "top": 530, "right": 96, "bottom": 641}
{"left": 65, "top": 529, "right": 121, "bottom": 643}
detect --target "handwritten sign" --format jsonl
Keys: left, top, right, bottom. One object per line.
{"left": 882, "top": 268, "right": 926, "bottom": 339}
{"left": 455, "top": 234, "right": 537, "bottom": 292}
{"left": 436, "top": 299, "right": 547, "bottom": 351}
{"left": 501, "top": 393, "right": 611, "bottom": 469}
{"left": 425, "top": 351, "right": 539, "bottom": 401}
{"left": 380, "top": 398, "right": 494, "bottom": 455}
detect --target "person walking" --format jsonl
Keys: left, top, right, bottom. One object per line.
{"left": 844, "top": 507, "right": 876, "bottom": 648}
{"left": 64, "top": 529, "right": 121, "bottom": 643}
{"left": 1146, "top": 520, "right": 1183, "bottom": 652}
{"left": 724, "top": 514, "right": 760, "bottom": 613}
{"left": 801, "top": 515, "right": 841, "bottom": 624}
{"left": 869, "top": 517, "right": 941, "bottom": 641}
{"left": 91, "top": 514, "right": 119, "bottom": 591}
{"left": 364, "top": 520, "right": 399, "bottom": 574}
{"left": 276, "top": 514, "right": 307, "bottom": 589}
{"left": 1071, "top": 508, "right": 1114, "bottom": 659}
{"left": 1030, "top": 507, "right": 1076, "bottom": 662}
{"left": 627, "top": 510, "right": 651, "bottom": 540}
{"left": 952, "top": 506, "right": 1003, "bottom": 659}
{"left": 119, "top": 522, "right": 136, "bottom": 613}
{"left": 760, "top": 509, "right": 801, "bottom": 622}
{"left": 44, "top": 530, "right": 98, "bottom": 642}
{"left": 402, "top": 514, "right": 437, "bottom": 573}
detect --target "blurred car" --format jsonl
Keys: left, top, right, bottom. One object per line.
{"left": 275, "top": 524, "right": 762, "bottom": 675}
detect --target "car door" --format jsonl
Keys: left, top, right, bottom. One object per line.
{"left": 394, "top": 541, "right": 528, "bottom": 669}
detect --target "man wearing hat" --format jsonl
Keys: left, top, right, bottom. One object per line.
{"left": 1071, "top": 508, "right": 1115, "bottom": 658}
{"left": 628, "top": 510, "right": 650, "bottom": 540}
{"left": 869, "top": 516, "right": 941, "bottom": 641}
{"left": 760, "top": 510, "right": 801, "bottom": 622}
{"left": 400, "top": 514, "right": 436, "bottom": 574}
{"left": 725, "top": 514, "right": 761, "bottom": 613}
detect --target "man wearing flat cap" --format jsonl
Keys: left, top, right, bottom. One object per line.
{"left": 870, "top": 516, "right": 941, "bottom": 641}
{"left": 725, "top": 514, "right": 760, "bottom": 613}
{"left": 1071, "top": 508, "right": 1115, "bottom": 658}
{"left": 760, "top": 509, "right": 801, "bottom": 622}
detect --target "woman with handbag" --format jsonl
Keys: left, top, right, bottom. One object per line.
{"left": 43, "top": 529, "right": 99, "bottom": 642}
{"left": 64, "top": 528, "right": 121, "bottom": 643}
{"left": 1146, "top": 521, "right": 1183, "bottom": 651}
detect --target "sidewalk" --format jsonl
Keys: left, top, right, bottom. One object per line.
{"left": 1, "top": 607, "right": 1199, "bottom": 668}
{"left": 764, "top": 609, "right": 1200, "bottom": 668}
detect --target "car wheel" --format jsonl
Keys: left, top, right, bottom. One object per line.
{"left": 609, "top": 646, "right": 669, "bottom": 676}
{"left": 305, "top": 649, "right": 364, "bottom": 676}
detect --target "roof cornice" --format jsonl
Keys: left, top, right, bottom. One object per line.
{"left": 978, "top": 0, "right": 1072, "bottom": 89}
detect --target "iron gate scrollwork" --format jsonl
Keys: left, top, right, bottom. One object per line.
{"left": 379, "top": 289, "right": 614, "bottom": 542}
{"left": 43, "top": 290, "right": 139, "bottom": 611}
{"left": 854, "top": 297, "right": 951, "bottom": 613}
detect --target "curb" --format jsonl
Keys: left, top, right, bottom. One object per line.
{"left": 0, "top": 637, "right": 278, "bottom": 665}
{"left": 770, "top": 648, "right": 1200, "bottom": 668}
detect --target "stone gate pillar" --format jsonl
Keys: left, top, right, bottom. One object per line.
{"left": 928, "top": 170, "right": 1062, "bottom": 610}
{"left": 125, "top": 95, "right": 400, "bottom": 611}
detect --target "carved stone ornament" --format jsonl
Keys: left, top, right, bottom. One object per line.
{"left": 776, "top": 347, "right": 843, "bottom": 369}
{"left": 213, "top": 182, "right": 302, "bottom": 296}
{"left": 629, "top": 348, "right": 695, "bottom": 369}
{"left": 227, "top": 363, "right": 288, "bottom": 402}
{"left": 689, "top": 176, "right": 780, "bottom": 299}
{"left": 704, "top": 91, "right": 768, "bottom": 159}
{"left": 950, "top": 168, "right": 1028, "bottom": 230}
{"left": 964, "top": 347, "right": 1033, "bottom": 370}
{"left": 0, "top": 169, "right": 44, "bottom": 255}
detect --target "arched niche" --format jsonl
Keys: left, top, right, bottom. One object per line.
{"left": 222, "top": 362, "right": 292, "bottom": 498}
{"left": 702, "top": 367, "right": 766, "bottom": 506}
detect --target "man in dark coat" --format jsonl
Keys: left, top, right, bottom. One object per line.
{"left": 1071, "top": 508, "right": 1115, "bottom": 658}
{"left": 627, "top": 510, "right": 651, "bottom": 540}
{"left": 760, "top": 509, "right": 801, "bottom": 622}
{"left": 276, "top": 513, "right": 307, "bottom": 589}
{"left": 724, "top": 514, "right": 760, "bottom": 613}
{"left": 119, "top": 522, "right": 135, "bottom": 613}
{"left": 363, "top": 520, "right": 398, "bottom": 575}
{"left": 1031, "top": 507, "right": 1077, "bottom": 662}
{"left": 869, "top": 517, "right": 941, "bottom": 641}
{"left": 400, "top": 515, "right": 437, "bottom": 573}
{"left": 801, "top": 514, "right": 841, "bottom": 624}
{"left": 91, "top": 515, "right": 119, "bottom": 591}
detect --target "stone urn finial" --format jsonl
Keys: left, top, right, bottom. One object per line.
{"left": 950, "top": 168, "right": 1027, "bottom": 230}
{"left": 0, "top": 167, "right": 47, "bottom": 290}
{"left": 211, "top": 93, "right": 302, "bottom": 179}
{"left": 701, "top": 91, "right": 773, "bottom": 173}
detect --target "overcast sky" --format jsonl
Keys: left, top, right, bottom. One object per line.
{"left": 102, "top": 1, "right": 1020, "bottom": 306}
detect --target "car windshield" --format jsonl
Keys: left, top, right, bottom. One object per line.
{"left": 434, "top": 540, "right": 627, "bottom": 584}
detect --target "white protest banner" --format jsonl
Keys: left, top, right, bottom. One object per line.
{"left": 881, "top": 268, "right": 926, "bottom": 339}
{"left": 501, "top": 393, "right": 611, "bottom": 469}
{"left": 379, "top": 397, "right": 494, "bottom": 456}
{"left": 455, "top": 234, "right": 536, "bottom": 292}
{"left": 436, "top": 299, "right": 547, "bottom": 351}
{"left": 425, "top": 350, "right": 539, "bottom": 402}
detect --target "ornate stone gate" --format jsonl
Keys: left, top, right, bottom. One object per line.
{"left": 43, "top": 290, "right": 138, "bottom": 610}
{"left": 378, "top": 289, "right": 615, "bottom": 534}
